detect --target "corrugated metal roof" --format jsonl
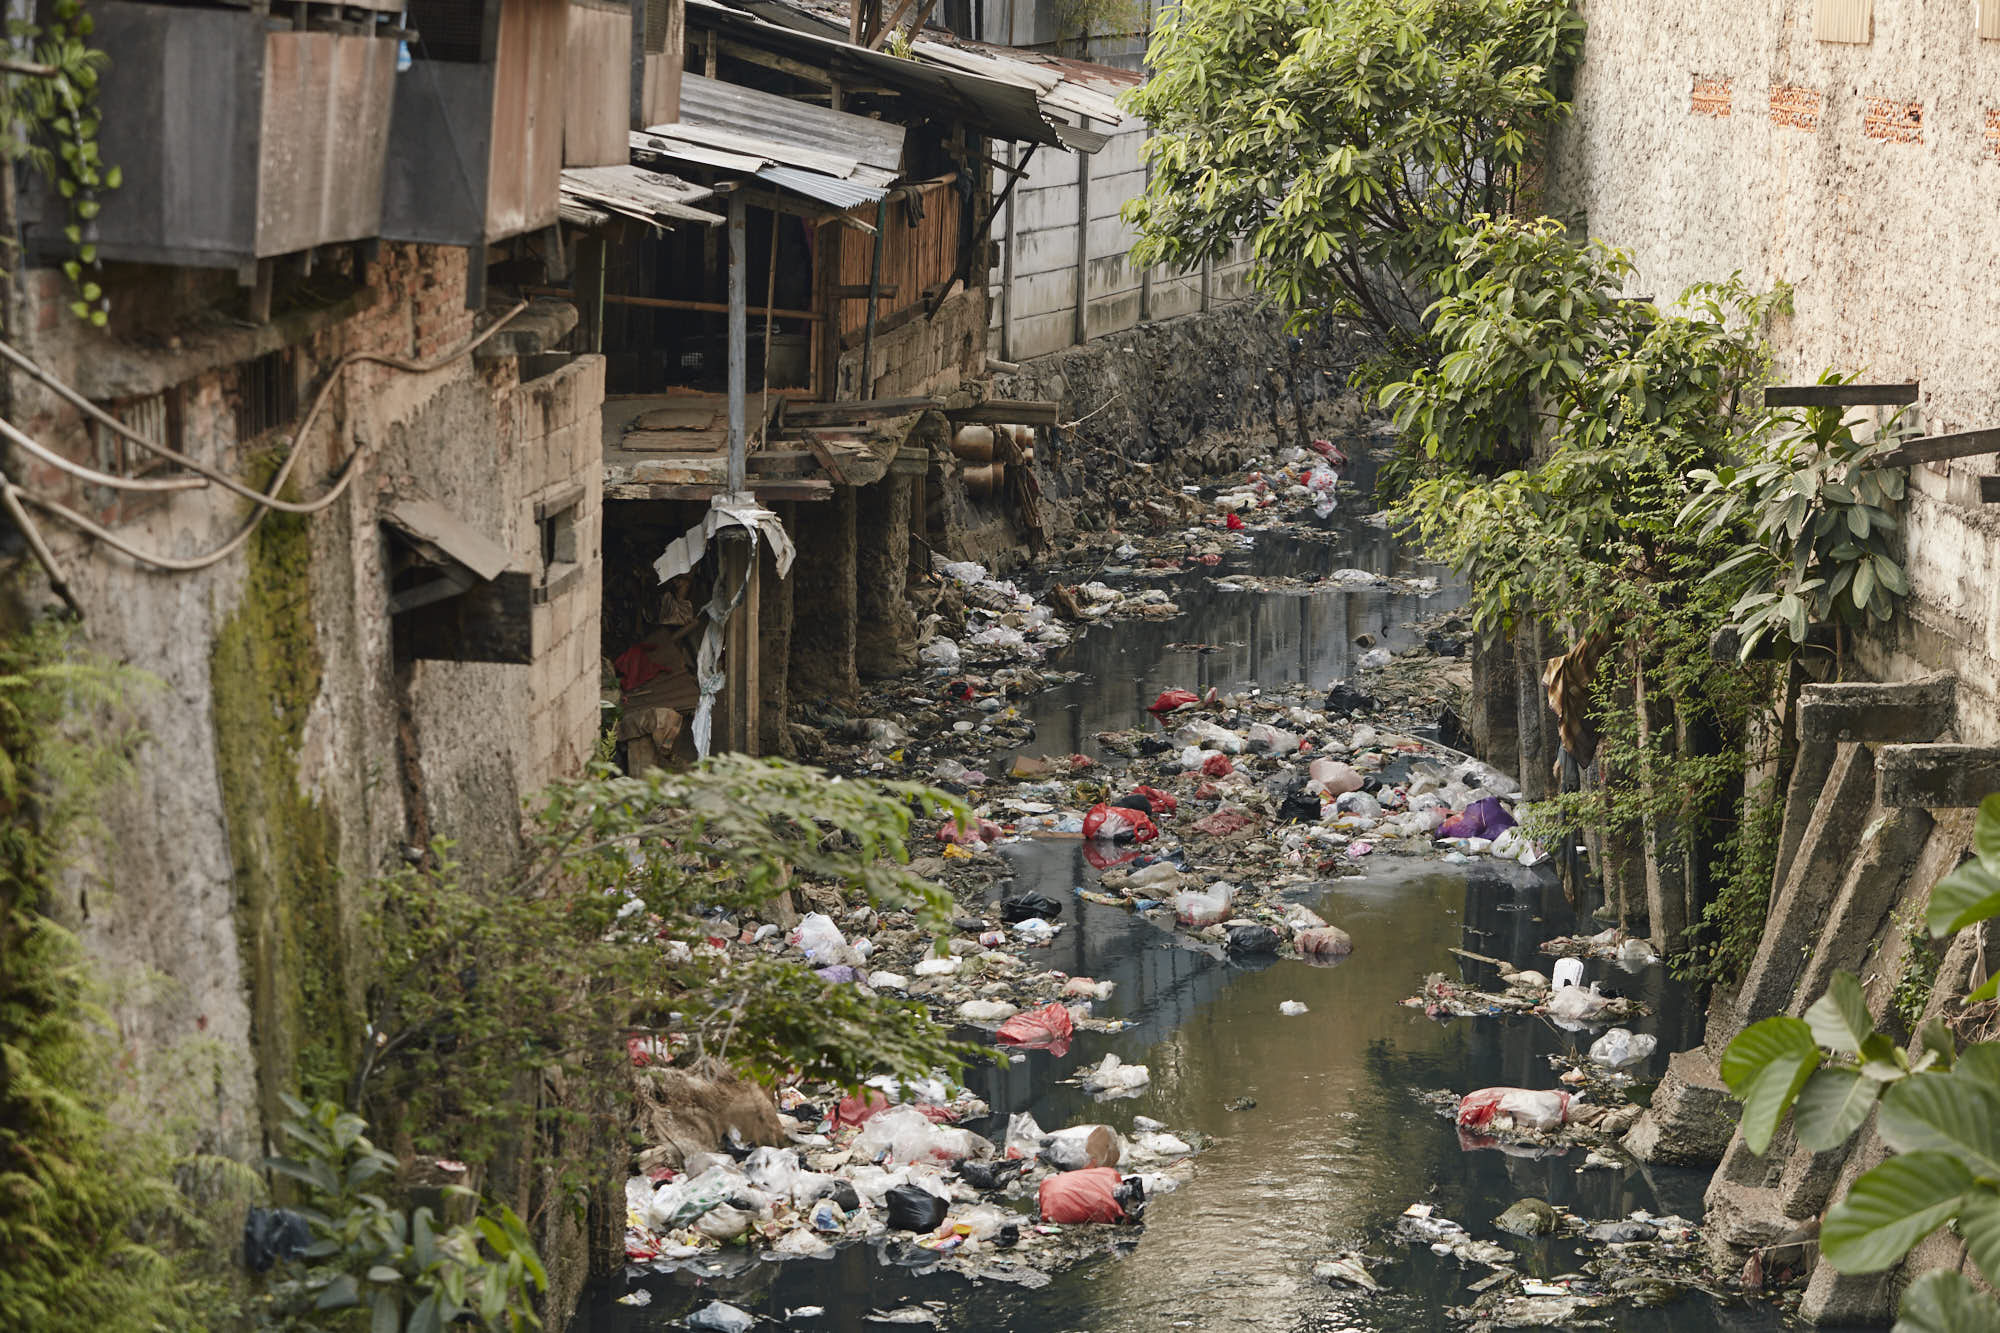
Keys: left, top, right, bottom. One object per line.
{"left": 679, "top": 71, "right": 906, "bottom": 178}
{"left": 755, "top": 164, "right": 886, "bottom": 209}
{"left": 685, "top": 0, "right": 1085, "bottom": 149}
{"left": 559, "top": 165, "right": 724, "bottom": 227}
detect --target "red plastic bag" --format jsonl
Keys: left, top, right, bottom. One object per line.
{"left": 1131, "top": 785, "right": 1178, "bottom": 817}
{"left": 1310, "top": 437, "right": 1350, "bottom": 466}
{"left": 1193, "top": 807, "right": 1256, "bottom": 836}
{"left": 1456, "top": 1087, "right": 1570, "bottom": 1133}
{"left": 997, "top": 1001, "right": 1075, "bottom": 1052}
{"left": 938, "top": 816, "right": 1002, "bottom": 845}
{"left": 1224, "top": 512, "right": 1245, "bottom": 531}
{"left": 1038, "top": 1167, "right": 1125, "bottom": 1223}
{"left": 1147, "top": 688, "right": 1199, "bottom": 715}
{"left": 1201, "top": 753, "right": 1234, "bottom": 778}
{"left": 1083, "top": 804, "right": 1158, "bottom": 843}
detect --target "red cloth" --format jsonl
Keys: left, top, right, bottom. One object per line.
{"left": 613, "top": 643, "right": 666, "bottom": 691}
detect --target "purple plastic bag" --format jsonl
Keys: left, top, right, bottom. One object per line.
{"left": 1439, "top": 796, "right": 1516, "bottom": 840}
{"left": 816, "top": 965, "right": 860, "bottom": 984}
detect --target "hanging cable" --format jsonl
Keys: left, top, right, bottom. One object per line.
{"left": 0, "top": 412, "right": 210, "bottom": 493}
{"left": 5, "top": 301, "right": 527, "bottom": 573}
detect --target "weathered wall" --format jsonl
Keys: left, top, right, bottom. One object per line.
{"left": 7, "top": 245, "right": 605, "bottom": 1169}
{"left": 990, "top": 118, "right": 1256, "bottom": 362}
{"left": 1547, "top": 0, "right": 2000, "bottom": 735}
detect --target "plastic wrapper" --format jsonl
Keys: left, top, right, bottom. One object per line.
{"left": 1439, "top": 796, "right": 1517, "bottom": 840}
{"left": 996, "top": 1001, "right": 1075, "bottom": 1051}
{"left": 1456, "top": 1087, "right": 1571, "bottom": 1133}
{"left": 1003, "top": 1111, "right": 1047, "bottom": 1159}
{"left": 1589, "top": 1027, "right": 1658, "bottom": 1069}
{"left": 1173, "top": 883, "right": 1235, "bottom": 928}
{"left": 852, "top": 1106, "right": 993, "bottom": 1166}
{"left": 1082, "top": 803, "right": 1158, "bottom": 843}
{"left": 1547, "top": 982, "right": 1610, "bottom": 1022}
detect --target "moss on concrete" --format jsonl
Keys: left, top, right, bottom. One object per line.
{"left": 210, "top": 484, "right": 354, "bottom": 1122}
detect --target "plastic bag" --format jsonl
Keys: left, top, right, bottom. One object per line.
{"left": 1003, "top": 1111, "right": 1047, "bottom": 1159}
{"left": 1130, "top": 785, "right": 1178, "bottom": 817}
{"left": 1296, "top": 927, "right": 1354, "bottom": 957}
{"left": 884, "top": 1182, "right": 949, "bottom": 1232}
{"left": 1173, "top": 883, "right": 1235, "bottom": 928}
{"left": 938, "top": 560, "right": 988, "bottom": 585}
{"left": 939, "top": 816, "right": 1002, "bottom": 846}
{"left": 1000, "top": 892, "right": 1064, "bottom": 921}
{"left": 1225, "top": 924, "right": 1282, "bottom": 954}
{"left": 1283, "top": 903, "right": 1328, "bottom": 930}
{"left": 996, "top": 1001, "right": 1075, "bottom": 1051}
{"left": 1439, "top": 796, "right": 1516, "bottom": 841}
{"left": 1456, "top": 1087, "right": 1571, "bottom": 1133}
{"left": 852, "top": 1106, "right": 992, "bottom": 1166}
{"left": 1548, "top": 982, "right": 1610, "bottom": 1022}
{"left": 1043, "top": 1124, "right": 1122, "bottom": 1170}
{"left": 242, "top": 1207, "right": 313, "bottom": 1273}
{"left": 1247, "top": 722, "right": 1301, "bottom": 755}
{"left": 1177, "top": 719, "right": 1245, "bottom": 754}
{"left": 1201, "top": 752, "right": 1235, "bottom": 778}
{"left": 687, "top": 1301, "right": 756, "bottom": 1333}
{"left": 1308, "top": 759, "right": 1363, "bottom": 796}
{"left": 643, "top": 1164, "right": 741, "bottom": 1230}
{"left": 1080, "top": 1053, "right": 1151, "bottom": 1096}
{"left": 1083, "top": 804, "right": 1158, "bottom": 843}
{"left": 956, "top": 999, "right": 1019, "bottom": 1024}
{"left": 1038, "top": 1167, "right": 1126, "bottom": 1223}
{"left": 1589, "top": 1027, "right": 1658, "bottom": 1069}
{"left": 1148, "top": 688, "right": 1199, "bottom": 714}
{"left": 741, "top": 1146, "right": 803, "bottom": 1200}
{"left": 919, "top": 637, "right": 961, "bottom": 670}
{"left": 1333, "top": 791, "right": 1381, "bottom": 819}
{"left": 790, "top": 912, "right": 847, "bottom": 962}
{"left": 1358, "top": 647, "right": 1393, "bottom": 670}
{"left": 1127, "top": 860, "right": 1182, "bottom": 892}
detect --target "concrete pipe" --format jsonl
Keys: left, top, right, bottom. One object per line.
{"left": 952, "top": 424, "right": 996, "bottom": 462}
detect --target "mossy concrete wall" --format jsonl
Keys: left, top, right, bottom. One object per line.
{"left": 7, "top": 246, "right": 610, "bottom": 1315}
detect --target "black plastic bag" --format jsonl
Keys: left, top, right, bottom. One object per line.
{"left": 1276, "top": 790, "right": 1323, "bottom": 824}
{"left": 884, "top": 1183, "right": 949, "bottom": 1232}
{"left": 957, "top": 1157, "right": 1029, "bottom": 1191}
{"left": 242, "top": 1206, "right": 313, "bottom": 1272}
{"left": 999, "top": 892, "right": 1064, "bottom": 922}
{"left": 1226, "top": 924, "right": 1282, "bottom": 955}
{"left": 1324, "top": 682, "right": 1376, "bottom": 716}
{"left": 1113, "top": 1174, "right": 1147, "bottom": 1222}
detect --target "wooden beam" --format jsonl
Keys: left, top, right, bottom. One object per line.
{"left": 831, "top": 283, "right": 899, "bottom": 299}
{"left": 606, "top": 479, "right": 835, "bottom": 502}
{"left": 785, "top": 396, "right": 942, "bottom": 423}
{"left": 717, "top": 38, "right": 831, "bottom": 85}
{"left": 597, "top": 292, "right": 822, "bottom": 323}
{"left": 1980, "top": 476, "right": 2000, "bottom": 504}
{"left": 867, "top": 0, "right": 918, "bottom": 48}
{"left": 946, "top": 398, "right": 1061, "bottom": 427}
{"left": 1764, "top": 382, "right": 1919, "bottom": 408}
{"left": 1874, "top": 426, "right": 2000, "bottom": 469}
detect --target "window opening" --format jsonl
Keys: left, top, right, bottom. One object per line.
{"left": 235, "top": 349, "right": 299, "bottom": 441}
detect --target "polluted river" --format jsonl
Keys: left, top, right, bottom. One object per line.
{"left": 578, "top": 446, "right": 1788, "bottom": 1333}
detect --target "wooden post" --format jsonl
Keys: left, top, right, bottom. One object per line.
{"left": 1138, "top": 151, "right": 1152, "bottom": 323}
{"left": 1000, "top": 141, "right": 1015, "bottom": 362}
{"left": 575, "top": 233, "right": 606, "bottom": 352}
{"left": 1072, "top": 116, "right": 1090, "bottom": 348}
{"left": 719, "top": 539, "right": 761, "bottom": 755}
{"left": 859, "top": 195, "right": 888, "bottom": 400}
{"left": 1200, "top": 254, "right": 1212, "bottom": 312}
{"left": 727, "top": 191, "right": 746, "bottom": 493}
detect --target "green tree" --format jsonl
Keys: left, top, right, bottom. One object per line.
{"left": 1122, "top": 0, "right": 1583, "bottom": 345}
{"left": 1721, "top": 794, "right": 2000, "bottom": 1328}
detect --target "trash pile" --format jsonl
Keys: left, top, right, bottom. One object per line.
{"left": 1405, "top": 970, "right": 1650, "bottom": 1025}
{"left": 619, "top": 1079, "right": 1201, "bottom": 1290}
{"left": 1418, "top": 1083, "right": 1647, "bottom": 1155}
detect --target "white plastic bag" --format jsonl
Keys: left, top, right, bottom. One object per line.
{"left": 1589, "top": 1027, "right": 1658, "bottom": 1070}
{"left": 790, "top": 912, "right": 846, "bottom": 961}
{"left": 1080, "top": 1053, "right": 1151, "bottom": 1096}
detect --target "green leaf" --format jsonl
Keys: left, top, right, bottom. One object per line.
{"left": 1928, "top": 858, "right": 2000, "bottom": 938}
{"left": 1975, "top": 794, "right": 2000, "bottom": 869}
{"left": 1972, "top": 971, "right": 2000, "bottom": 1005}
{"left": 1877, "top": 1071, "right": 2000, "bottom": 1177}
{"left": 1807, "top": 971, "right": 1876, "bottom": 1054}
{"left": 1892, "top": 1268, "right": 2000, "bottom": 1333}
{"left": 371, "top": 1290, "right": 401, "bottom": 1333}
{"left": 1955, "top": 1189, "right": 2000, "bottom": 1293}
{"left": 315, "top": 1273, "right": 362, "bottom": 1310}
{"left": 1722, "top": 1014, "right": 1818, "bottom": 1092}
{"left": 1917, "top": 1019, "right": 1957, "bottom": 1072}
{"left": 1743, "top": 1046, "right": 1821, "bottom": 1153}
{"left": 408, "top": 1291, "right": 442, "bottom": 1333}
{"left": 1822, "top": 1151, "right": 1972, "bottom": 1273}
{"left": 366, "top": 1265, "right": 404, "bottom": 1283}
{"left": 1793, "top": 1067, "right": 1880, "bottom": 1151}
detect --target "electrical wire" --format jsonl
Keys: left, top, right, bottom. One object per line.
{"left": 0, "top": 411, "right": 210, "bottom": 492}
{"left": 6, "top": 301, "right": 527, "bottom": 573}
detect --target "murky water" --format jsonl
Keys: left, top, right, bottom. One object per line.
{"left": 577, "top": 467, "right": 1788, "bottom": 1332}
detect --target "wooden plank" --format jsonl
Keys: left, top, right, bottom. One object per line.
{"left": 801, "top": 433, "right": 850, "bottom": 486}
{"left": 599, "top": 291, "right": 821, "bottom": 322}
{"left": 384, "top": 497, "right": 512, "bottom": 582}
{"left": 784, "top": 395, "right": 942, "bottom": 423}
{"left": 1874, "top": 426, "right": 2000, "bottom": 469}
{"left": 946, "top": 398, "right": 1061, "bottom": 427}
{"left": 1763, "top": 382, "right": 1918, "bottom": 407}
{"left": 605, "top": 479, "right": 834, "bottom": 501}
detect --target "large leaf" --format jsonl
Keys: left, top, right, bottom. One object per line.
{"left": 1793, "top": 1067, "right": 1880, "bottom": 1151}
{"left": 1955, "top": 1189, "right": 2000, "bottom": 1293}
{"left": 1929, "top": 858, "right": 2000, "bottom": 938}
{"left": 1978, "top": 794, "right": 2000, "bottom": 868}
{"left": 1722, "top": 1014, "right": 1818, "bottom": 1093}
{"left": 1807, "top": 971, "right": 1876, "bottom": 1053}
{"left": 1877, "top": 1074, "right": 2000, "bottom": 1178}
{"left": 1892, "top": 1268, "right": 2000, "bottom": 1333}
{"left": 1822, "top": 1151, "right": 1972, "bottom": 1273}
{"left": 1741, "top": 1046, "right": 1822, "bottom": 1153}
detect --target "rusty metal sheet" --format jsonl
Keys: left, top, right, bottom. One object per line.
{"left": 256, "top": 31, "right": 397, "bottom": 256}
{"left": 676, "top": 70, "right": 905, "bottom": 179}
{"left": 485, "top": 0, "right": 568, "bottom": 241}
{"left": 564, "top": 0, "right": 631, "bottom": 167}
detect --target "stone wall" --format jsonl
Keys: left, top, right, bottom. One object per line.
{"left": 1546, "top": 0, "right": 2000, "bottom": 736}
{"left": 4, "top": 244, "right": 608, "bottom": 1308}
